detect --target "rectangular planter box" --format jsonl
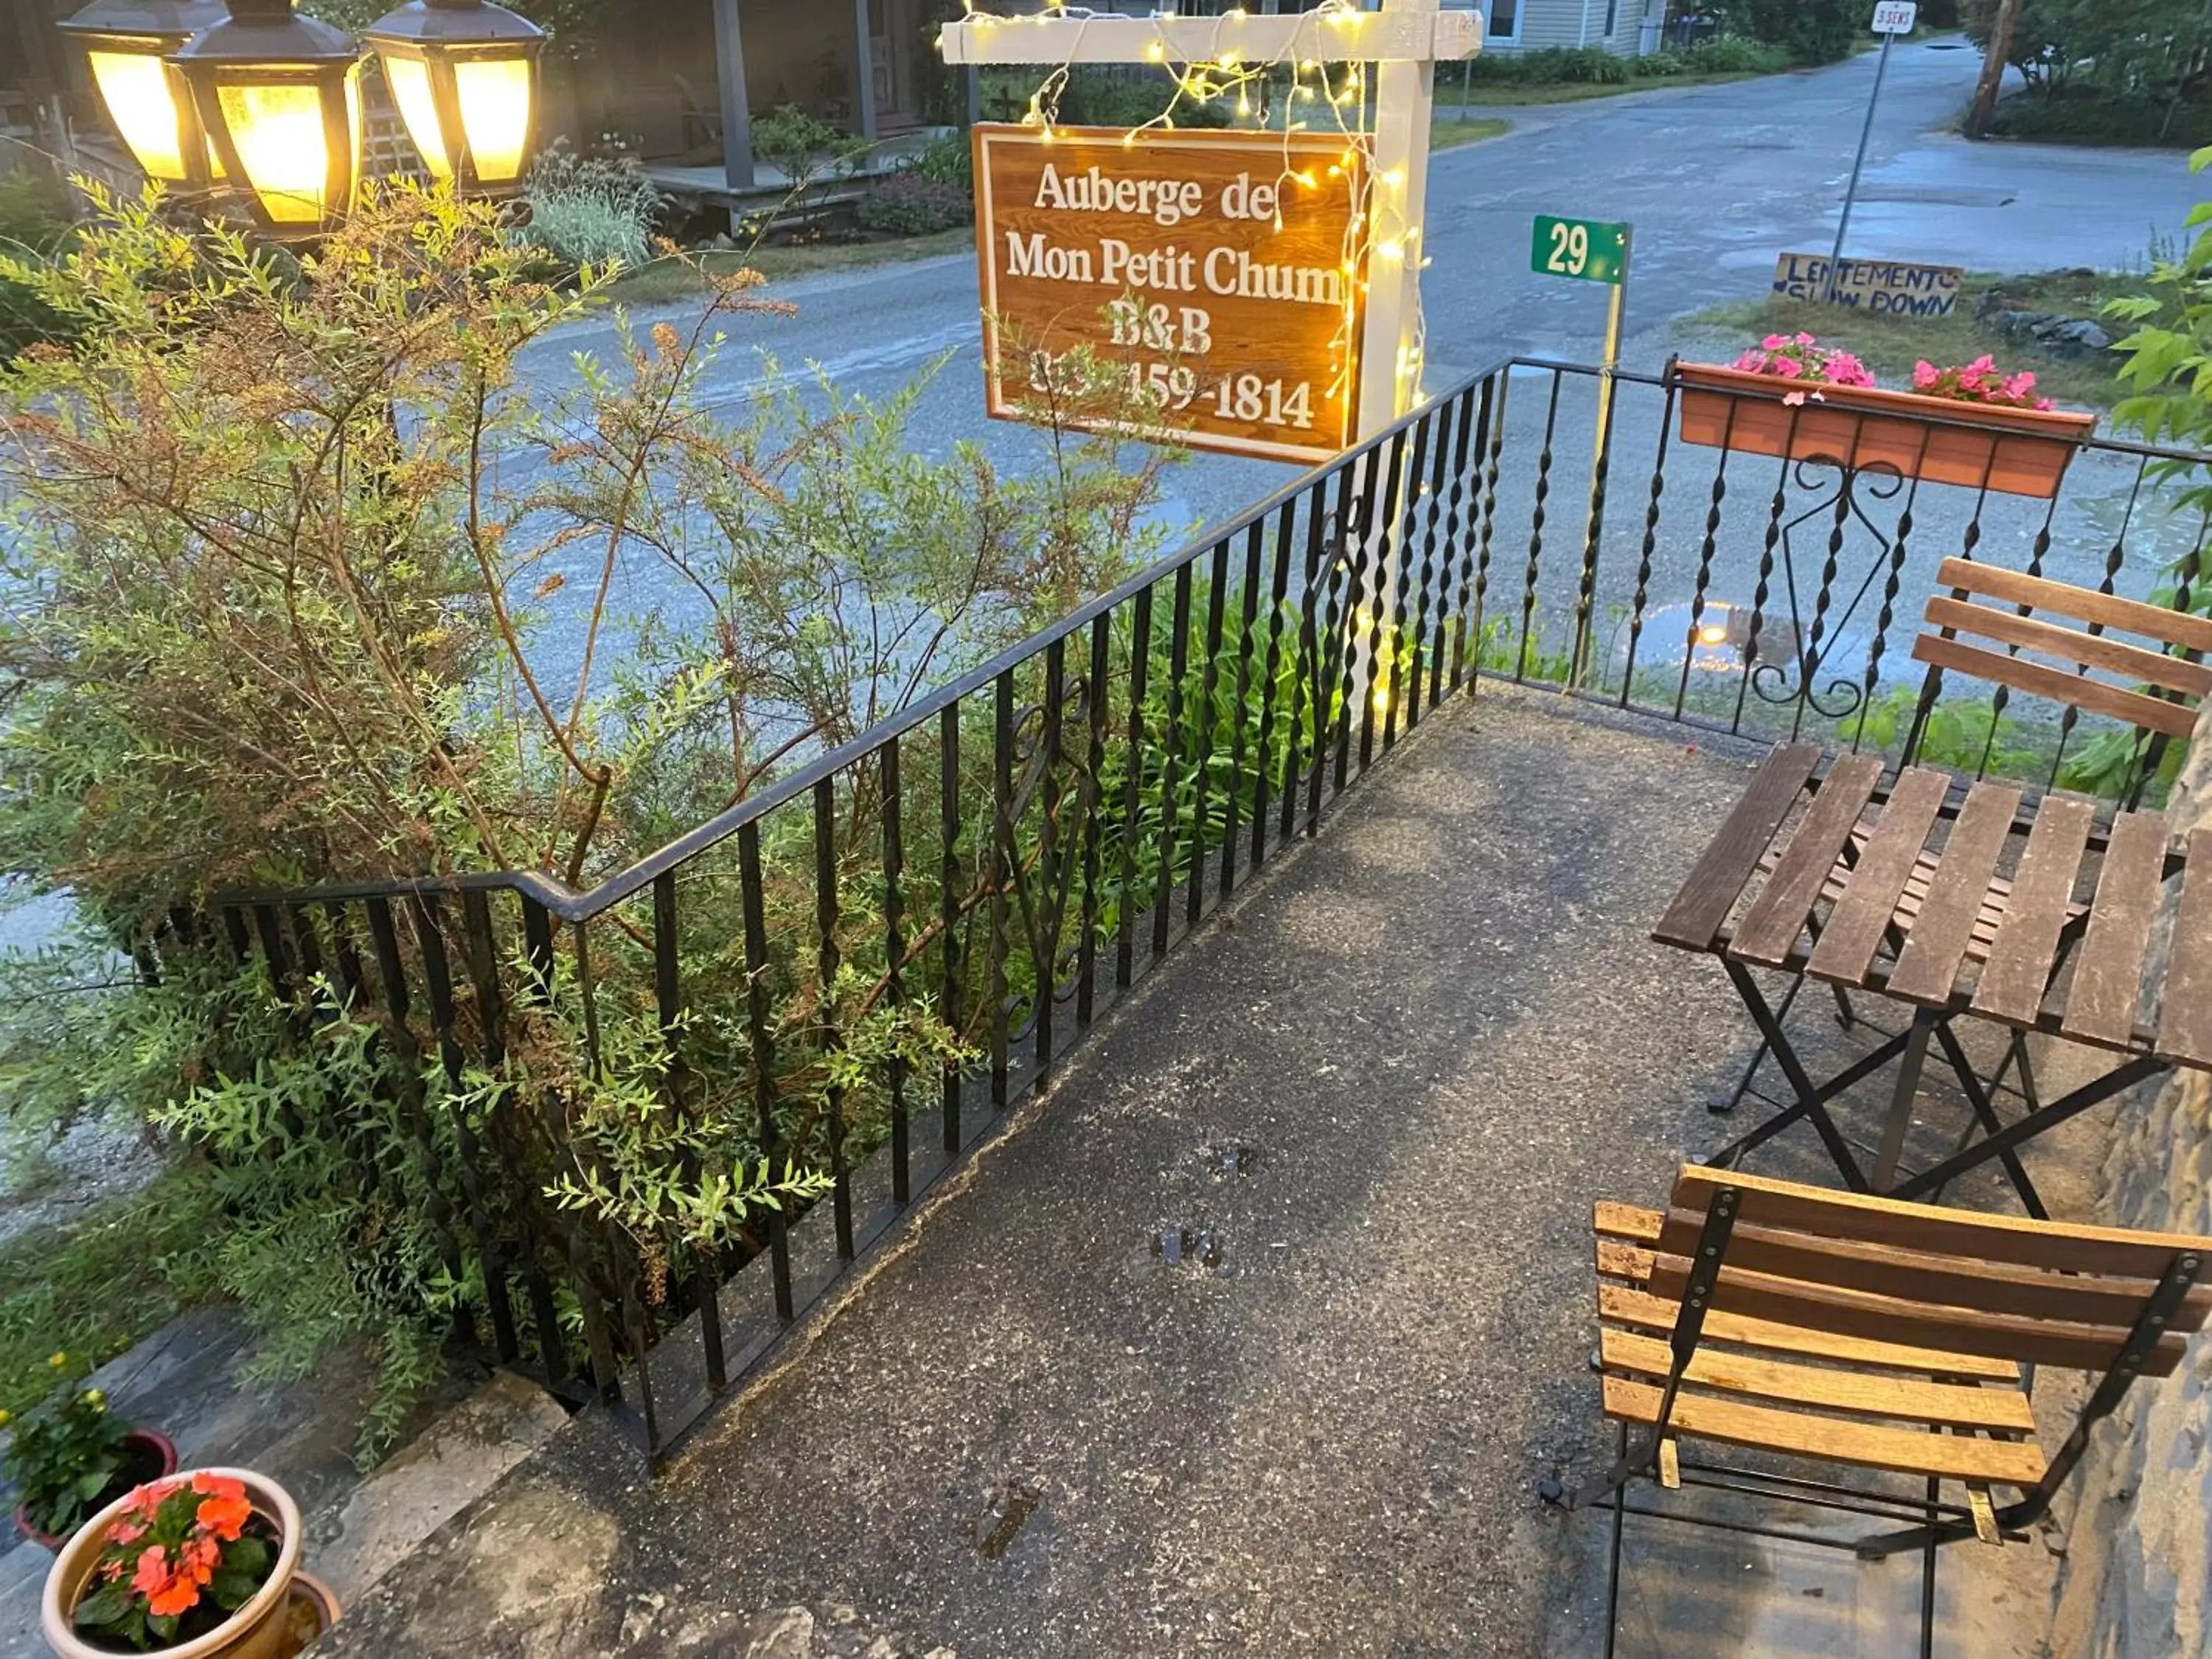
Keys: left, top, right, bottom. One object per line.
{"left": 1671, "top": 361, "right": 2097, "bottom": 499}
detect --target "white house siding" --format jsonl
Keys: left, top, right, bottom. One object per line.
{"left": 1450, "top": 0, "right": 1656, "bottom": 55}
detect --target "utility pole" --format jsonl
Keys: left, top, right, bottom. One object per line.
{"left": 1966, "top": 0, "right": 2020, "bottom": 138}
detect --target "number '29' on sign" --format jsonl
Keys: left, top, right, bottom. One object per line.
{"left": 1530, "top": 215, "right": 1630, "bottom": 286}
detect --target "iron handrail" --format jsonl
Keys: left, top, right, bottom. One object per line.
{"left": 213, "top": 354, "right": 1509, "bottom": 923}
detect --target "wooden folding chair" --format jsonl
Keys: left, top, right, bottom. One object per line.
{"left": 1543, "top": 1164, "right": 2212, "bottom": 1659}
{"left": 1703, "top": 557, "right": 2212, "bottom": 1198}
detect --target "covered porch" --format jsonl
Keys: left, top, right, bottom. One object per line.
{"left": 590, "top": 0, "right": 947, "bottom": 201}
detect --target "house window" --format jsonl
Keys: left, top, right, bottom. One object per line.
{"left": 1604, "top": 0, "right": 1619, "bottom": 31}
{"left": 1487, "top": 0, "right": 1520, "bottom": 41}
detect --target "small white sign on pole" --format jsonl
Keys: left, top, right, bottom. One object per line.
{"left": 1871, "top": 1, "right": 1917, "bottom": 35}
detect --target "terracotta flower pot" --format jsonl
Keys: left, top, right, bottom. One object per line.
{"left": 1672, "top": 361, "right": 2097, "bottom": 499}
{"left": 41, "top": 1469, "right": 302, "bottom": 1659}
{"left": 13, "top": 1431, "right": 179, "bottom": 1551}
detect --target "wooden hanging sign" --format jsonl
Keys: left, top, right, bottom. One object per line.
{"left": 972, "top": 123, "right": 1367, "bottom": 465}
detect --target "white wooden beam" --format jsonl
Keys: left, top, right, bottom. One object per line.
{"left": 939, "top": 10, "right": 1481, "bottom": 67}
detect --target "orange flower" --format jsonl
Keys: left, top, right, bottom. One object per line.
{"left": 194, "top": 1489, "right": 252, "bottom": 1543}
{"left": 181, "top": 1535, "right": 221, "bottom": 1585}
{"left": 147, "top": 1573, "right": 202, "bottom": 1618}
{"left": 130, "top": 1543, "right": 206, "bottom": 1620}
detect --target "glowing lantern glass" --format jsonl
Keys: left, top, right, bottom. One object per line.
{"left": 364, "top": 0, "right": 546, "bottom": 195}
{"left": 170, "top": 0, "right": 364, "bottom": 238}
{"left": 58, "top": 1, "right": 229, "bottom": 192}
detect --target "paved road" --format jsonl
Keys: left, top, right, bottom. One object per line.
{"left": 526, "top": 41, "right": 2207, "bottom": 536}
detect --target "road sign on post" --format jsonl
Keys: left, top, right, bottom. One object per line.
{"left": 1532, "top": 214, "right": 1632, "bottom": 686}
{"left": 1531, "top": 215, "right": 1629, "bottom": 286}
{"left": 1828, "top": 4, "right": 1913, "bottom": 299}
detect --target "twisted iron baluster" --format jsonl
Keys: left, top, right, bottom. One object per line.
{"left": 1619, "top": 379, "right": 1677, "bottom": 710}
{"left": 1468, "top": 372, "right": 1509, "bottom": 685}
{"left": 1732, "top": 434, "right": 1798, "bottom": 736}
{"left": 2050, "top": 457, "right": 2152, "bottom": 789}
{"left": 1571, "top": 366, "right": 1621, "bottom": 690}
{"left": 1518, "top": 373, "right": 1563, "bottom": 681}
{"left": 1677, "top": 400, "right": 1739, "bottom": 720}
{"left": 1442, "top": 380, "right": 1487, "bottom": 698}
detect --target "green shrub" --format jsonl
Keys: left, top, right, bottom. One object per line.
{"left": 0, "top": 174, "right": 79, "bottom": 361}
{"left": 1684, "top": 35, "right": 1792, "bottom": 72}
{"left": 751, "top": 102, "right": 863, "bottom": 181}
{"left": 516, "top": 150, "right": 660, "bottom": 271}
{"left": 1986, "top": 88, "right": 2212, "bottom": 147}
{"left": 858, "top": 173, "right": 973, "bottom": 236}
{"left": 1632, "top": 50, "right": 1692, "bottom": 76}
{"left": 915, "top": 130, "right": 972, "bottom": 188}
{"left": 1711, "top": 0, "right": 1856, "bottom": 63}
{"left": 1517, "top": 46, "right": 1632, "bottom": 84}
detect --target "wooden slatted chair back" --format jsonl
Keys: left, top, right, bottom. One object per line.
{"left": 1660, "top": 1165, "right": 2212, "bottom": 1377}
{"left": 1907, "top": 558, "right": 2212, "bottom": 804}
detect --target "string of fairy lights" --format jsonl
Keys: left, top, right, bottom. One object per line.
{"left": 949, "top": 0, "right": 1436, "bottom": 427}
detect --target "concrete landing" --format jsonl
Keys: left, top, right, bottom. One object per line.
{"left": 307, "top": 688, "right": 2104, "bottom": 1658}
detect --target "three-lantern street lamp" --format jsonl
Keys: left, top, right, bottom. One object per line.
{"left": 59, "top": 0, "right": 546, "bottom": 240}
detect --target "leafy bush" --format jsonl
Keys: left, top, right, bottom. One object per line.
{"left": 1632, "top": 50, "right": 1691, "bottom": 77}
{"left": 516, "top": 149, "right": 660, "bottom": 271}
{"left": 1709, "top": 0, "right": 1857, "bottom": 63}
{"left": 1966, "top": 0, "right": 2212, "bottom": 102}
{"left": 1986, "top": 88, "right": 2212, "bottom": 147}
{"left": 751, "top": 103, "right": 862, "bottom": 181}
{"left": 0, "top": 174, "right": 79, "bottom": 360}
{"left": 858, "top": 173, "right": 973, "bottom": 236}
{"left": 1683, "top": 35, "right": 1793, "bottom": 72}
{"left": 915, "top": 130, "right": 973, "bottom": 188}
{"left": 0, "top": 182, "right": 1177, "bottom": 1452}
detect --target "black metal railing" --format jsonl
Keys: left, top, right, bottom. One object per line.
{"left": 201, "top": 352, "right": 2212, "bottom": 1464}
{"left": 200, "top": 374, "right": 1496, "bottom": 1464}
{"left": 1461, "top": 357, "right": 2212, "bottom": 805}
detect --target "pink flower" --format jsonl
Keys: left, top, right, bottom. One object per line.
{"left": 1761, "top": 334, "right": 1790, "bottom": 350}
{"left": 1912, "top": 361, "right": 1939, "bottom": 390}
{"left": 1773, "top": 356, "right": 1804, "bottom": 378}
{"left": 1794, "top": 333, "right": 1817, "bottom": 347}
{"left": 2035, "top": 396, "right": 2056, "bottom": 411}
{"left": 1782, "top": 390, "right": 1807, "bottom": 406}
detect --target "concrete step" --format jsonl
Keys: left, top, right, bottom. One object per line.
{"left": 0, "top": 1310, "right": 567, "bottom": 1656}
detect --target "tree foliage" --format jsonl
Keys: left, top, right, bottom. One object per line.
{"left": 1709, "top": 0, "right": 1859, "bottom": 66}
{"left": 0, "top": 181, "right": 1176, "bottom": 1450}
{"left": 1964, "top": 0, "right": 2212, "bottom": 102}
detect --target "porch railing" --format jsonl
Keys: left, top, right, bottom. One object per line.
{"left": 205, "top": 353, "right": 2212, "bottom": 1464}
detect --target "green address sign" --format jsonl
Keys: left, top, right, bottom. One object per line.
{"left": 1531, "top": 215, "right": 1630, "bottom": 285}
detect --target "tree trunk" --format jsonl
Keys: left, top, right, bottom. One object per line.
{"left": 1966, "top": 0, "right": 2021, "bottom": 137}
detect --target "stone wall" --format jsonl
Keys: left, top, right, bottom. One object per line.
{"left": 2046, "top": 734, "right": 2212, "bottom": 1659}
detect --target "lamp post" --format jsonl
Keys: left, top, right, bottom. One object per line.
{"left": 60, "top": 0, "right": 552, "bottom": 240}
{"left": 364, "top": 0, "right": 546, "bottom": 197}
{"left": 56, "top": 1, "right": 229, "bottom": 193}
{"left": 168, "top": 1, "right": 364, "bottom": 238}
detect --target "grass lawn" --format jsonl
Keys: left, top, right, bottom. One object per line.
{"left": 1684, "top": 270, "right": 2157, "bottom": 411}
{"left": 1437, "top": 68, "right": 1782, "bottom": 108}
{"left": 605, "top": 227, "right": 978, "bottom": 307}
{"left": 1432, "top": 116, "right": 1514, "bottom": 150}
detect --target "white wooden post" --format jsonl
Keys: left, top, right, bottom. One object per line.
{"left": 941, "top": 4, "right": 1478, "bottom": 723}
{"left": 939, "top": 3, "right": 1478, "bottom": 446}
